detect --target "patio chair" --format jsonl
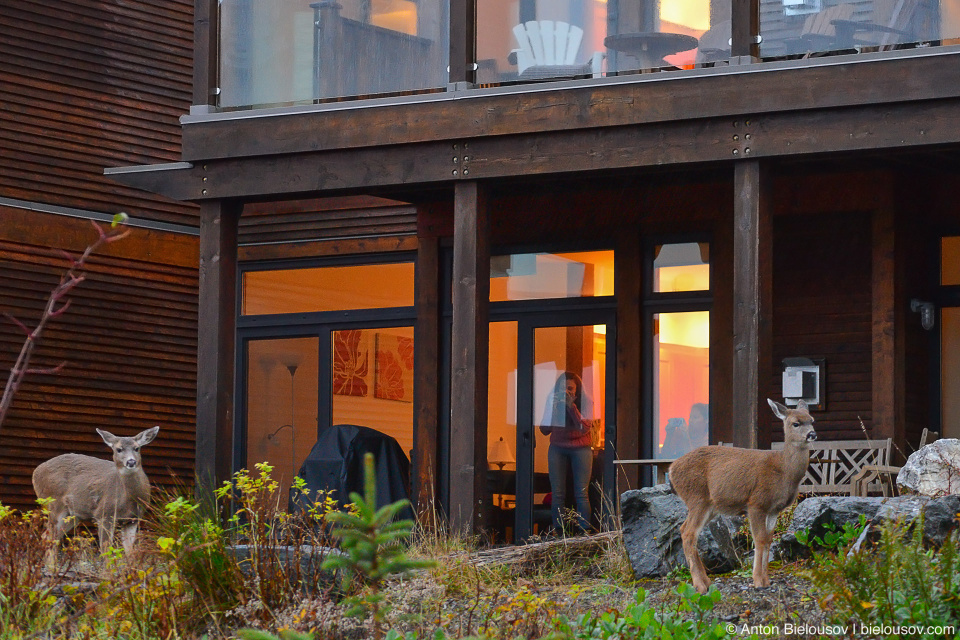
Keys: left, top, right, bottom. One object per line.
{"left": 510, "top": 20, "right": 605, "bottom": 80}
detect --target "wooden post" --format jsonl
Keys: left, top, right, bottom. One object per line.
{"left": 872, "top": 206, "right": 901, "bottom": 449}
{"left": 730, "top": 0, "right": 760, "bottom": 59}
{"left": 193, "top": 0, "right": 219, "bottom": 108}
{"left": 732, "top": 161, "right": 772, "bottom": 448}
{"left": 449, "top": 182, "right": 490, "bottom": 533}
{"left": 615, "top": 227, "right": 642, "bottom": 491}
{"left": 414, "top": 233, "right": 441, "bottom": 525}
{"left": 196, "top": 200, "right": 241, "bottom": 494}
{"left": 449, "top": 0, "right": 477, "bottom": 86}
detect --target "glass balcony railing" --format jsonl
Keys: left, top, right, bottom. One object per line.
{"left": 476, "top": 0, "right": 729, "bottom": 84}
{"left": 216, "top": 0, "right": 958, "bottom": 109}
{"left": 219, "top": 0, "right": 449, "bottom": 108}
{"left": 760, "top": 0, "right": 960, "bottom": 58}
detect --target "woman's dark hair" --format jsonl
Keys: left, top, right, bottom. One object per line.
{"left": 552, "top": 371, "right": 584, "bottom": 409}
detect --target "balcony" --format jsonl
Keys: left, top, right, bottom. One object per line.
{"left": 215, "top": 0, "right": 959, "bottom": 110}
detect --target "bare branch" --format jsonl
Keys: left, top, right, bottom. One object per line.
{"left": 0, "top": 217, "right": 129, "bottom": 431}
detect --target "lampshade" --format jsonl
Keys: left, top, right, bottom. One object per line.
{"left": 489, "top": 436, "right": 515, "bottom": 468}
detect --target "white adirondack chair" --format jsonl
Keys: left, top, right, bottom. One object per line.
{"left": 511, "top": 20, "right": 604, "bottom": 79}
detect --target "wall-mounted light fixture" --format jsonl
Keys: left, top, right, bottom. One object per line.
{"left": 910, "top": 299, "right": 936, "bottom": 331}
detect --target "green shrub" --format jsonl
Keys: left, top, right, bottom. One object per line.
{"left": 815, "top": 515, "right": 960, "bottom": 637}
{"left": 794, "top": 513, "right": 868, "bottom": 551}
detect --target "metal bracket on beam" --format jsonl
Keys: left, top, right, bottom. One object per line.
{"left": 730, "top": 118, "right": 757, "bottom": 158}
{"left": 451, "top": 142, "right": 471, "bottom": 178}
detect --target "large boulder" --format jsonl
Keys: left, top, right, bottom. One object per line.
{"left": 898, "top": 439, "right": 960, "bottom": 497}
{"left": 852, "top": 494, "right": 960, "bottom": 550}
{"left": 776, "top": 496, "right": 884, "bottom": 560}
{"left": 620, "top": 485, "right": 748, "bottom": 578}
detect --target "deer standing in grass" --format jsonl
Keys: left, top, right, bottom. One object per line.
{"left": 33, "top": 426, "right": 159, "bottom": 559}
{"left": 669, "top": 399, "right": 816, "bottom": 593}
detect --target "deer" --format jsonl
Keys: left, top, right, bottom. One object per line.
{"left": 32, "top": 426, "right": 159, "bottom": 561}
{"left": 669, "top": 399, "right": 816, "bottom": 593}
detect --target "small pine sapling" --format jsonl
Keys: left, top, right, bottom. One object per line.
{"left": 321, "top": 452, "right": 435, "bottom": 640}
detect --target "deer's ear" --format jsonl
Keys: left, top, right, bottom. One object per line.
{"left": 136, "top": 426, "right": 160, "bottom": 446}
{"left": 767, "top": 398, "right": 787, "bottom": 419}
{"left": 796, "top": 399, "right": 809, "bottom": 412}
{"left": 97, "top": 428, "right": 118, "bottom": 446}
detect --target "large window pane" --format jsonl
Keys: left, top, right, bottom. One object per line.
{"left": 246, "top": 337, "right": 320, "bottom": 510}
{"left": 477, "top": 0, "right": 727, "bottom": 83}
{"left": 242, "top": 262, "right": 414, "bottom": 315}
{"left": 760, "top": 0, "right": 947, "bottom": 59}
{"left": 534, "top": 325, "right": 606, "bottom": 533}
{"left": 220, "top": 0, "right": 449, "bottom": 108}
{"left": 653, "top": 311, "right": 709, "bottom": 458}
{"left": 331, "top": 327, "right": 415, "bottom": 457}
{"left": 490, "top": 250, "right": 614, "bottom": 301}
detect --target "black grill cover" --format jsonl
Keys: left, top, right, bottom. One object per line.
{"left": 291, "top": 424, "right": 412, "bottom": 520}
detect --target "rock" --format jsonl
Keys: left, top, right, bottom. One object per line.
{"left": 620, "top": 485, "right": 747, "bottom": 578}
{"left": 776, "top": 496, "right": 884, "bottom": 560}
{"left": 227, "top": 544, "right": 342, "bottom": 592}
{"left": 852, "top": 494, "right": 960, "bottom": 550}
{"left": 898, "top": 439, "right": 960, "bottom": 497}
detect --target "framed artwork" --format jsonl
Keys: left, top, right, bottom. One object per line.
{"left": 375, "top": 333, "right": 414, "bottom": 402}
{"left": 333, "top": 329, "right": 369, "bottom": 396}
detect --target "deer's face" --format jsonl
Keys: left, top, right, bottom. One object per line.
{"left": 767, "top": 399, "right": 817, "bottom": 444}
{"left": 96, "top": 426, "right": 159, "bottom": 473}
{"left": 784, "top": 410, "right": 817, "bottom": 443}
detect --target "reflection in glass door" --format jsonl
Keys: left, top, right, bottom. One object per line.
{"left": 532, "top": 325, "right": 606, "bottom": 537}
{"left": 245, "top": 337, "right": 320, "bottom": 511}
{"left": 487, "top": 319, "right": 610, "bottom": 543}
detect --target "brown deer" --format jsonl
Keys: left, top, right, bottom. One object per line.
{"left": 33, "top": 426, "right": 159, "bottom": 559}
{"left": 669, "top": 399, "right": 816, "bottom": 593}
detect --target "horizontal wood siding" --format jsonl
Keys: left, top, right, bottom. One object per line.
{"left": 767, "top": 212, "right": 874, "bottom": 444}
{"left": 240, "top": 197, "right": 418, "bottom": 246}
{"left": 0, "top": 0, "right": 198, "bottom": 227}
{"left": 0, "top": 209, "right": 199, "bottom": 511}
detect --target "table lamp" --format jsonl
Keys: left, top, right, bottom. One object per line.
{"left": 489, "top": 436, "right": 515, "bottom": 471}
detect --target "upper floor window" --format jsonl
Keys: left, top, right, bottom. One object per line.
{"left": 242, "top": 261, "right": 415, "bottom": 315}
{"left": 219, "top": 0, "right": 449, "bottom": 108}
{"left": 490, "top": 250, "right": 614, "bottom": 301}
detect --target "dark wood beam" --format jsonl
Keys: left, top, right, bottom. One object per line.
{"left": 871, "top": 206, "right": 901, "bottom": 447}
{"left": 195, "top": 200, "right": 241, "bottom": 493}
{"left": 731, "top": 160, "right": 772, "bottom": 448}
{"left": 414, "top": 234, "right": 441, "bottom": 525}
{"left": 110, "top": 98, "right": 960, "bottom": 205}
{"left": 181, "top": 51, "right": 960, "bottom": 161}
{"left": 615, "top": 225, "right": 642, "bottom": 492}
{"left": 448, "top": 181, "right": 489, "bottom": 534}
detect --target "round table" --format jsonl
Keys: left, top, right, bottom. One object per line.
{"left": 604, "top": 31, "right": 700, "bottom": 70}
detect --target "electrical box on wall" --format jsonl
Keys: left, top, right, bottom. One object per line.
{"left": 781, "top": 357, "right": 825, "bottom": 409}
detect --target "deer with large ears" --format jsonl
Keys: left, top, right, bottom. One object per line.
{"left": 33, "top": 426, "right": 159, "bottom": 559}
{"left": 669, "top": 399, "right": 816, "bottom": 593}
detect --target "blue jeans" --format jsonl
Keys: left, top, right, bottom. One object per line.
{"left": 547, "top": 445, "right": 593, "bottom": 533}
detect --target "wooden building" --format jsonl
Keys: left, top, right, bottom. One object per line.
{"left": 110, "top": 0, "right": 960, "bottom": 539}
{"left": 0, "top": 0, "right": 199, "bottom": 510}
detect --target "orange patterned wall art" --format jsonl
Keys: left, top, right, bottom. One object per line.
{"left": 375, "top": 333, "right": 414, "bottom": 402}
{"left": 333, "top": 329, "right": 369, "bottom": 396}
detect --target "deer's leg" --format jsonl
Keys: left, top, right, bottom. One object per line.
{"left": 44, "top": 504, "right": 75, "bottom": 567}
{"left": 748, "top": 508, "right": 776, "bottom": 588}
{"left": 120, "top": 521, "right": 138, "bottom": 554}
{"left": 680, "top": 503, "right": 714, "bottom": 594}
{"left": 97, "top": 515, "right": 117, "bottom": 555}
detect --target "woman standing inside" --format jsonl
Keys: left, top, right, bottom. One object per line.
{"left": 539, "top": 371, "right": 594, "bottom": 534}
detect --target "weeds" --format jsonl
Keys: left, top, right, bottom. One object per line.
{"left": 815, "top": 515, "right": 960, "bottom": 636}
